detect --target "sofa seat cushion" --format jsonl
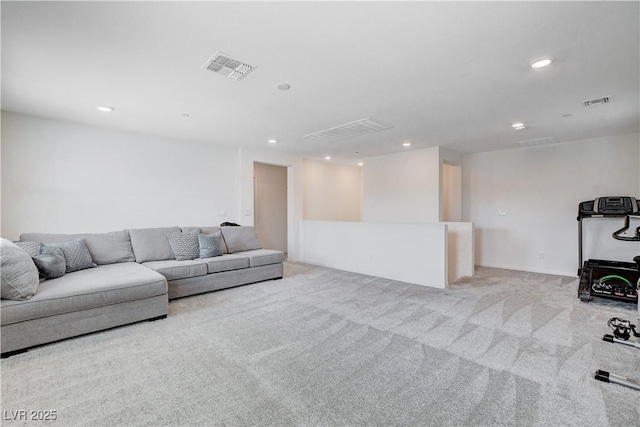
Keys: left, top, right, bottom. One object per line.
{"left": 0, "top": 262, "right": 167, "bottom": 326}
{"left": 239, "top": 249, "right": 285, "bottom": 267}
{"left": 142, "top": 259, "right": 208, "bottom": 281}
{"left": 201, "top": 254, "right": 250, "bottom": 274}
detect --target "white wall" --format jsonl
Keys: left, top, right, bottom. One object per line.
{"left": 356, "top": 146, "right": 473, "bottom": 282}
{"left": 1, "top": 112, "right": 307, "bottom": 260}
{"left": 462, "top": 133, "right": 640, "bottom": 276}
{"left": 303, "top": 159, "right": 362, "bottom": 222}
{"left": 363, "top": 147, "right": 440, "bottom": 223}
{"left": 1, "top": 111, "right": 239, "bottom": 240}
{"left": 302, "top": 220, "right": 448, "bottom": 288}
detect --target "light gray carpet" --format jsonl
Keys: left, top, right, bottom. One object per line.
{"left": 1, "top": 262, "right": 639, "bottom": 426}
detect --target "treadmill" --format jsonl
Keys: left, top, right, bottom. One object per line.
{"left": 577, "top": 197, "right": 640, "bottom": 303}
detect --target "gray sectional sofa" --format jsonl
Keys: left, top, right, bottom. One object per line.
{"left": 1, "top": 226, "right": 284, "bottom": 356}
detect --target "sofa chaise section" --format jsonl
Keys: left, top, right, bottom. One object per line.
{"left": 1, "top": 262, "right": 168, "bottom": 355}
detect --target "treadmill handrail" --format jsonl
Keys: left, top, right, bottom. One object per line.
{"left": 612, "top": 215, "right": 640, "bottom": 241}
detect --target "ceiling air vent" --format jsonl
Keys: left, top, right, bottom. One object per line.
{"left": 304, "top": 118, "right": 393, "bottom": 142}
{"left": 202, "top": 52, "right": 256, "bottom": 81}
{"left": 583, "top": 96, "right": 610, "bottom": 107}
{"left": 516, "top": 137, "right": 557, "bottom": 147}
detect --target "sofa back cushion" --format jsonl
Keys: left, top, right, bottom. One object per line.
{"left": 20, "top": 231, "right": 136, "bottom": 265}
{"left": 181, "top": 226, "right": 228, "bottom": 254}
{"left": 128, "top": 227, "right": 181, "bottom": 263}
{"left": 221, "top": 226, "right": 263, "bottom": 254}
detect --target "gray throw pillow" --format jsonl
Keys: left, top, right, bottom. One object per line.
{"left": 33, "top": 244, "right": 66, "bottom": 280}
{"left": 167, "top": 230, "right": 200, "bottom": 261}
{"left": 198, "top": 231, "right": 224, "bottom": 258}
{"left": 14, "top": 241, "right": 41, "bottom": 258}
{"left": 46, "top": 240, "right": 97, "bottom": 273}
{"left": 182, "top": 226, "right": 228, "bottom": 254}
{"left": 1, "top": 238, "right": 40, "bottom": 300}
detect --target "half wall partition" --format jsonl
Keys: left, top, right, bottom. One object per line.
{"left": 301, "top": 220, "right": 474, "bottom": 289}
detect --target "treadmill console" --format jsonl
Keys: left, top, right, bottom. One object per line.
{"left": 578, "top": 197, "right": 640, "bottom": 219}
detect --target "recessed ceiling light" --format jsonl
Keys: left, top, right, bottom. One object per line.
{"left": 97, "top": 105, "right": 115, "bottom": 112}
{"left": 403, "top": 142, "right": 411, "bottom": 147}
{"left": 530, "top": 57, "right": 554, "bottom": 69}
{"left": 324, "top": 156, "right": 332, "bottom": 160}
{"left": 357, "top": 162, "right": 364, "bottom": 166}
{"left": 268, "top": 139, "right": 278, "bottom": 144}
{"left": 511, "top": 122, "right": 526, "bottom": 130}
{"left": 276, "top": 83, "right": 291, "bottom": 91}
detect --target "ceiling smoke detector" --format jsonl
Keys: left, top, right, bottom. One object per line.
{"left": 583, "top": 97, "right": 610, "bottom": 107}
{"left": 304, "top": 117, "right": 393, "bottom": 143}
{"left": 202, "top": 52, "right": 256, "bottom": 81}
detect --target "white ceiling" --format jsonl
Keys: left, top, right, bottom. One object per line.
{"left": 2, "top": 1, "right": 639, "bottom": 163}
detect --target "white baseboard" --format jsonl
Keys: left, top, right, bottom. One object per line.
{"left": 475, "top": 262, "right": 578, "bottom": 278}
